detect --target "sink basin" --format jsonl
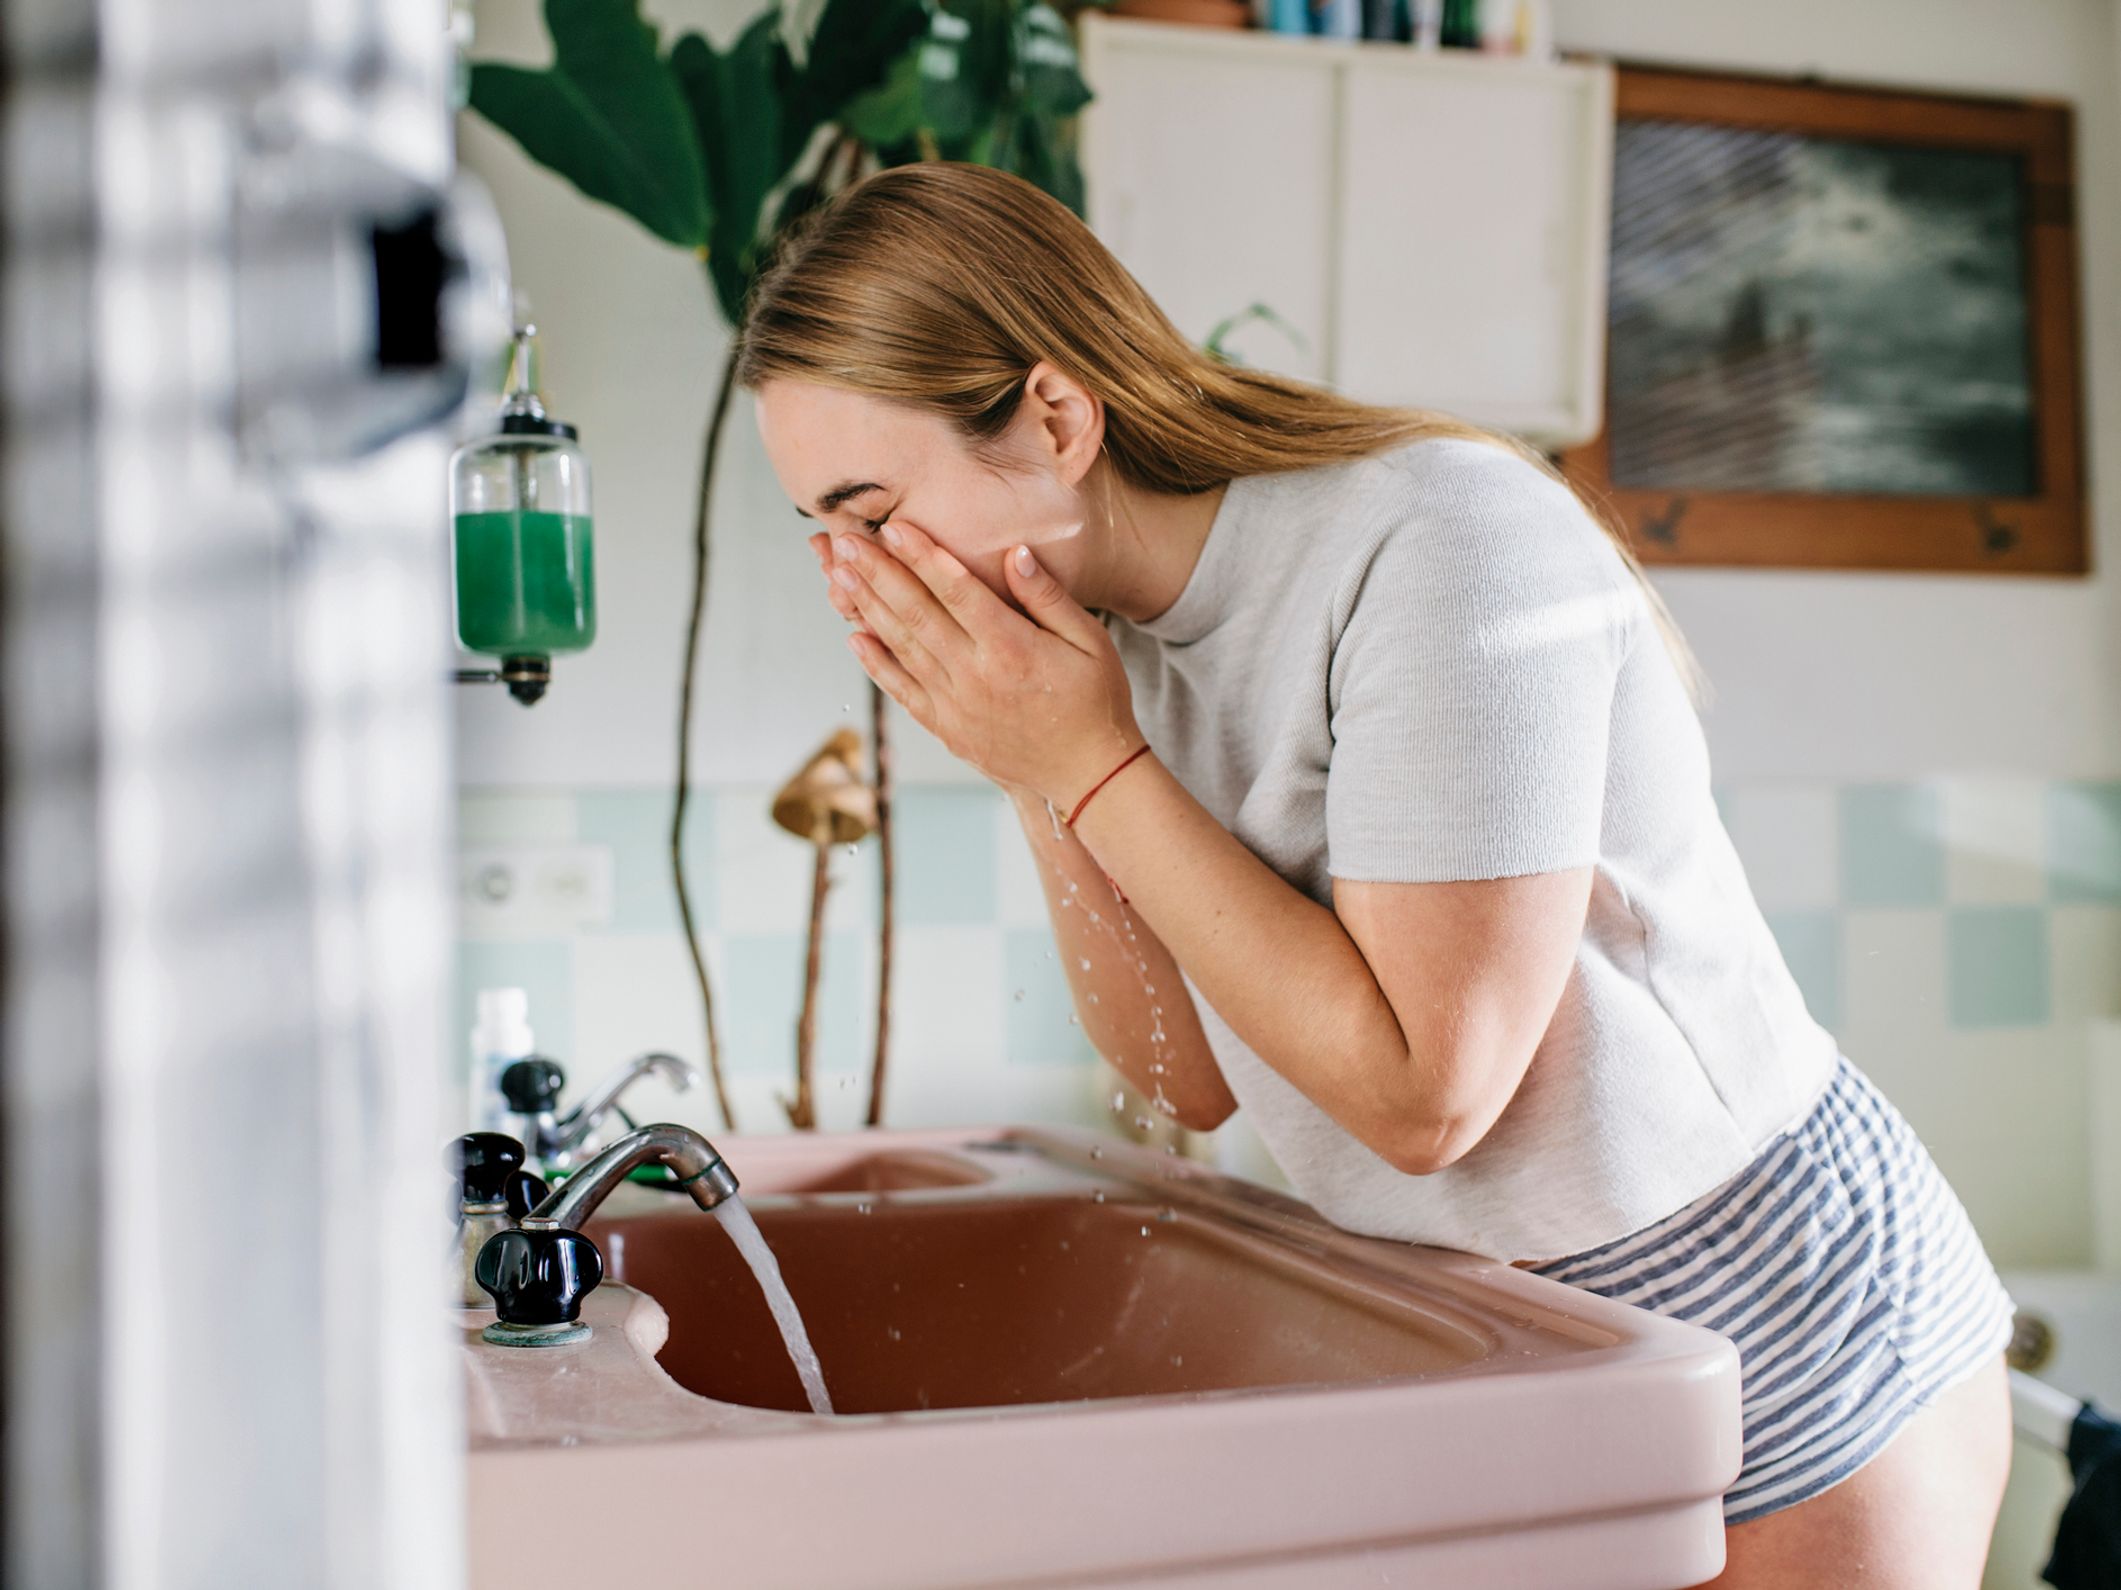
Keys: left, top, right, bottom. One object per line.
{"left": 466, "top": 1126, "right": 1740, "bottom": 1589}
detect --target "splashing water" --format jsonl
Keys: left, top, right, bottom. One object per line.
{"left": 713, "top": 1196, "right": 833, "bottom": 1415}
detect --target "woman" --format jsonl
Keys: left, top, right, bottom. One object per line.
{"left": 734, "top": 161, "right": 2014, "bottom": 1588}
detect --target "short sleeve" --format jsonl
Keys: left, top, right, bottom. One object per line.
{"left": 1324, "top": 452, "right": 1639, "bottom": 884}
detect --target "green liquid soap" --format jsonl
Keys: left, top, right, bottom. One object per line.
{"left": 453, "top": 510, "right": 597, "bottom": 657}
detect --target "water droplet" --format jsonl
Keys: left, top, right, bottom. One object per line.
{"left": 840, "top": 702, "right": 850, "bottom": 713}
{"left": 1134, "top": 1115, "right": 1153, "bottom": 1131}
{"left": 1111, "top": 1092, "right": 1126, "bottom": 1112}
{"left": 1066, "top": 880, "right": 1079, "bottom": 894}
{"left": 1088, "top": 1145, "right": 1103, "bottom": 1159}
{"left": 886, "top": 1325, "right": 902, "bottom": 1341}
{"left": 1157, "top": 1207, "right": 1177, "bottom": 1223}
{"left": 1171, "top": 1354, "right": 1184, "bottom": 1367}
{"left": 1140, "top": 1225, "right": 1151, "bottom": 1237}
{"left": 1145, "top": 985, "right": 1156, "bottom": 997}
{"left": 1089, "top": 912, "right": 1102, "bottom": 926}
{"left": 1087, "top": 993, "right": 1100, "bottom": 1006}
{"left": 1078, "top": 956, "right": 1092, "bottom": 972}
{"left": 1066, "top": 1013, "right": 1079, "bottom": 1026}
{"left": 856, "top": 1201, "right": 873, "bottom": 1215}
{"left": 1011, "top": 988, "right": 1025, "bottom": 1002}
{"left": 1150, "top": 1063, "right": 1165, "bottom": 1075}
{"left": 1092, "top": 1189, "right": 1106, "bottom": 1203}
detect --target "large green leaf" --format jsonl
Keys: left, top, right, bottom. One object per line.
{"left": 468, "top": 0, "right": 708, "bottom": 249}
{"left": 802, "top": 0, "right": 930, "bottom": 116}
{"left": 672, "top": 16, "right": 802, "bottom": 325}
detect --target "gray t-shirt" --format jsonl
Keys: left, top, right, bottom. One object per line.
{"left": 1106, "top": 435, "right": 1839, "bottom": 1262}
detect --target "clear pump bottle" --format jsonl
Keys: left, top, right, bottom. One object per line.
{"left": 449, "top": 324, "right": 595, "bottom": 704}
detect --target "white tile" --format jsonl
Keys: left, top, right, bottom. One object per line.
{"left": 457, "top": 790, "right": 578, "bottom": 844}
{"left": 2092, "top": 1021, "right": 2121, "bottom": 1271}
{"left": 996, "top": 799, "right": 1059, "bottom": 929}
{"left": 1839, "top": 908, "right": 1950, "bottom": 1041}
{"left": 2050, "top": 906, "right": 2121, "bottom": 1022}
{"left": 1866, "top": 1026, "right": 2091, "bottom": 1270}
{"left": 890, "top": 925, "right": 1004, "bottom": 1067}
{"left": 712, "top": 786, "right": 819, "bottom": 935}
{"left": 1940, "top": 775, "right": 2049, "bottom": 905}
{"left": 567, "top": 932, "right": 719, "bottom": 1127}
{"left": 1720, "top": 783, "right": 1838, "bottom": 910}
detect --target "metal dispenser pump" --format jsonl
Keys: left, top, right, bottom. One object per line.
{"left": 449, "top": 322, "right": 596, "bottom": 705}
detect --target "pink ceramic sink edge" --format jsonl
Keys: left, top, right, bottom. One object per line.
{"left": 465, "top": 1124, "right": 1741, "bottom": 1590}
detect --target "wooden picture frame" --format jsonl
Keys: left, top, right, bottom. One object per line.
{"left": 1558, "top": 66, "right": 2087, "bottom": 575}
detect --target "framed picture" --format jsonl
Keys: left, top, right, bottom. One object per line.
{"left": 1558, "top": 66, "right": 2086, "bottom": 575}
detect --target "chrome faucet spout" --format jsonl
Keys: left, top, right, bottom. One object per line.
{"left": 522, "top": 1122, "right": 740, "bottom": 1233}
{"left": 549, "top": 1051, "right": 704, "bottom": 1159}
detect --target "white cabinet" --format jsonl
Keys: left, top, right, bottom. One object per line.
{"left": 1078, "top": 14, "right": 1614, "bottom": 448}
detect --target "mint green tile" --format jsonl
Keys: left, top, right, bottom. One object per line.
{"left": 1840, "top": 784, "right": 1944, "bottom": 907}
{"left": 1764, "top": 910, "right": 1842, "bottom": 1033}
{"left": 1946, "top": 907, "right": 2049, "bottom": 1029}
{"left": 576, "top": 788, "right": 712, "bottom": 935}
{"left": 1005, "top": 927, "right": 1099, "bottom": 1067}
{"left": 454, "top": 940, "right": 574, "bottom": 1076}
{"left": 894, "top": 787, "right": 999, "bottom": 924}
{"left": 2048, "top": 781, "right": 2121, "bottom": 904}
{"left": 721, "top": 931, "right": 868, "bottom": 1078}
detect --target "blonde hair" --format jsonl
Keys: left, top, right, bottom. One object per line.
{"left": 735, "top": 161, "right": 1699, "bottom": 695}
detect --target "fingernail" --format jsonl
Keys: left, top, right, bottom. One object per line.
{"left": 832, "top": 564, "right": 858, "bottom": 590}
{"left": 1013, "top": 545, "right": 1037, "bottom": 576}
{"left": 833, "top": 535, "right": 859, "bottom": 562}
{"left": 879, "top": 523, "right": 903, "bottom": 549}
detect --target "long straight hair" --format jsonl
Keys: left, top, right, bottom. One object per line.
{"left": 735, "top": 161, "right": 1699, "bottom": 694}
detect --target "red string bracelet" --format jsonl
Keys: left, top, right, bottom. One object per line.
{"left": 1064, "top": 743, "right": 1151, "bottom": 829}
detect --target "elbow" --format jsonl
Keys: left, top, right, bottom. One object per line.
{"left": 1373, "top": 1112, "right": 1485, "bottom": 1177}
{"left": 1171, "top": 1097, "right": 1237, "bottom": 1134}
{"left": 1367, "top": 1044, "right": 1521, "bottom": 1177}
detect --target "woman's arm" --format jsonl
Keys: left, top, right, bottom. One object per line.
{"left": 1002, "top": 782, "right": 1235, "bottom": 1130}
{"left": 825, "top": 518, "right": 1587, "bottom": 1174}
{"left": 1069, "top": 752, "right": 1588, "bottom": 1174}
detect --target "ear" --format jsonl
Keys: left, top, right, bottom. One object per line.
{"left": 1020, "top": 360, "right": 1104, "bottom": 488}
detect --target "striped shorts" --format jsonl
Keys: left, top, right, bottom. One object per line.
{"left": 1530, "top": 1054, "right": 2014, "bottom": 1525}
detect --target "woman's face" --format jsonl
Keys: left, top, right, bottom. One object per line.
{"left": 754, "top": 375, "right": 1098, "bottom": 605}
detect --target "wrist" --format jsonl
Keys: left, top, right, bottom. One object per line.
{"left": 1061, "top": 741, "right": 1154, "bottom": 832}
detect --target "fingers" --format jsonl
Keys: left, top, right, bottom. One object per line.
{"left": 875, "top": 519, "right": 1015, "bottom": 645}
{"left": 847, "top": 629, "right": 934, "bottom": 725}
{"left": 1002, "top": 543, "right": 1107, "bottom": 651}
{"left": 833, "top": 552, "right": 954, "bottom": 684}
{"left": 831, "top": 530, "right": 973, "bottom": 672}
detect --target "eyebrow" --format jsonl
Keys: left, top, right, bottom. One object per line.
{"left": 793, "top": 480, "right": 884, "bottom": 519}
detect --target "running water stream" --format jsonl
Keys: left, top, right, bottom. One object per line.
{"left": 713, "top": 1194, "right": 835, "bottom": 1415}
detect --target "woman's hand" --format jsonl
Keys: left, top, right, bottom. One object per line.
{"left": 807, "top": 519, "right": 1144, "bottom": 811}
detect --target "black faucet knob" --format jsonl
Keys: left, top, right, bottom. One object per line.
{"left": 474, "top": 1227, "right": 604, "bottom": 1326}
{"left": 499, "top": 1056, "right": 566, "bottom": 1116}
{"left": 452, "top": 1132, "right": 525, "bottom": 1205}
{"left": 503, "top": 1168, "right": 549, "bottom": 1221}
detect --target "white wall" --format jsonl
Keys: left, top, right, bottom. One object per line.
{"left": 459, "top": 0, "right": 2121, "bottom": 791}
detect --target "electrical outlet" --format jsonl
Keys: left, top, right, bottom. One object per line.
{"left": 458, "top": 844, "right": 614, "bottom": 939}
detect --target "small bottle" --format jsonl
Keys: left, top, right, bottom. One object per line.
{"left": 1439, "top": 0, "right": 1479, "bottom": 48}
{"left": 469, "top": 987, "right": 535, "bottom": 1133}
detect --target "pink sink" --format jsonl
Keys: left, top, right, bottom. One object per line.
{"left": 466, "top": 1126, "right": 1740, "bottom": 1589}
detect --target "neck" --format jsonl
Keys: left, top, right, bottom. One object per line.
{"left": 1077, "top": 464, "right": 1227, "bottom": 624}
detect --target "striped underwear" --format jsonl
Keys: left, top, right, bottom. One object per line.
{"left": 1531, "top": 1053, "right": 2014, "bottom": 1525}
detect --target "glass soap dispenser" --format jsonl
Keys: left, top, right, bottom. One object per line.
{"left": 449, "top": 323, "right": 595, "bottom": 706}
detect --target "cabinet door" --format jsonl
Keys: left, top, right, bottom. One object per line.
{"left": 1335, "top": 55, "right": 1613, "bottom": 443}
{"left": 1079, "top": 19, "right": 1336, "bottom": 382}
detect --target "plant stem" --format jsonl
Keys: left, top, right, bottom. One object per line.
{"left": 865, "top": 683, "right": 894, "bottom": 1126}
{"left": 788, "top": 839, "right": 831, "bottom": 1130}
{"left": 672, "top": 331, "right": 743, "bottom": 1132}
